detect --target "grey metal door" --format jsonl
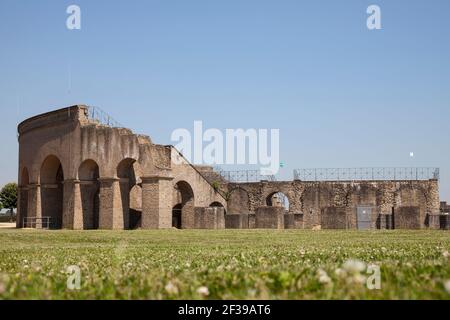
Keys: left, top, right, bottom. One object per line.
{"left": 357, "top": 207, "right": 372, "bottom": 230}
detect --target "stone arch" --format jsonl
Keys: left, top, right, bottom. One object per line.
{"left": 117, "top": 158, "right": 141, "bottom": 230}
{"left": 19, "top": 167, "right": 30, "bottom": 227}
{"left": 174, "top": 180, "right": 195, "bottom": 229}
{"left": 227, "top": 187, "right": 250, "bottom": 214}
{"left": 78, "top": 160, "right": 100, "bottom": 230}
{"left": 266, "top": 191, "right": 290, "bottom": 213}
{"left": 40, "top": 155, "right": 64, "bottom": 229}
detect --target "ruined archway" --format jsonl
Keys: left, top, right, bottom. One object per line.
{"left": 117, "top": 158, "right": 141, "bottom": 230}
{"left": 266, "top": 192, "right": 290, "bottom": 213}
{"left": 19, "top": 167, "right": 30, "bottom": 227}
{"left": 174, "top": 181, "right": 195, "bottom": 229}
{"left": 40, "top": 155, "right": 64, "bottom": 229}
{"left": 78, "top": 160, "right": 100, "bottom": 229}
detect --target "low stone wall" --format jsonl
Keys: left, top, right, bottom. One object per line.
{"left": 395, "top": 206, "right": 421, "bottom": 229}
{"left": 194, "top": 207, "right": 225, "bottom": 229}
{"left": 321, "top": 207, "right": 347, "bottom": 229}
{"left": 225, "top": 213, "right": 249, "bottom": 229}
{"left": 255, "top": 207, "right": 284, "bottom": 229}
{"left": 284, "top": 214, "right": 304, "bottom": 229}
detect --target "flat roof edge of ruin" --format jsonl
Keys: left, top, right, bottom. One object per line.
{"left": 18, "top": 105, "right": 87, "bottom": 134}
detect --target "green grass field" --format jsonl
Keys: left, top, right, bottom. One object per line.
{"left": 0, "top": 229, "right": 449, "bottom": 300}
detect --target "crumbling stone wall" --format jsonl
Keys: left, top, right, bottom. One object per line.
{"left": 227, "top": 180, "right": 440, "bottom": 230}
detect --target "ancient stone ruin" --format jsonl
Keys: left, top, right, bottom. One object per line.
{"left": 17, "top": 105, "right": 446, "bottom": 230}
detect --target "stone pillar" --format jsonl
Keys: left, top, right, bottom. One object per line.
{"left": 26, "top": 184, "right": 41, "bottom": 228}
{"left": 141, "top": 175, "right": 174, "bottom": 229}
{"left": 119, "top": 178, "right": 130, "bottom": 230}
{"left": 62, "top": 180, "right": 83, "bottom": 230}
{"left": 98, "top": 177, "right": 123, "bottom": 230}
{"left": 16, "top": 186, "right": 28, "bottom": 228}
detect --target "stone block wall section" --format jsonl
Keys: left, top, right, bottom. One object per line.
{"left": 255, "top": 207, "right": 285, "bottom": 229}
{"left": 194, "top": 207, "right": 225, "bottom": 229}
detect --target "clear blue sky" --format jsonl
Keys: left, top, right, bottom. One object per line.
{"left": 0, "top": 0, "right": 449, "bottom": 200}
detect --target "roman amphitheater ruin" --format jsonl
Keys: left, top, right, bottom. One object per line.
{"left": 16, "top": 105, "right": 449, "bottom": 230}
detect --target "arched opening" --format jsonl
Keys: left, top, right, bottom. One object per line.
{"left": 78, "top": 160, "right": 100, "bottom": 230}
{"left": 117, "top": 158, "right": 141, "bottom": 230}
{"left": 19, "top": 168, "right": 30, "bottom": 227}
{"left": 266, "top": 192, "right": 290, "bottom": 213}
{"left": 210, "top": 202, "right": 227, "bottom": 215}
{"left": 172, "top": 204, "right": 182, "bottom": 229}
{"left": 129, "top": 184, "right": 142, "bottom": 229}
{"left": 227, "top": 188, "right": 250, "bottom": 214}
{"left": 174, "top": 181, "right": 195, "bottom": 229}
{"left": 40, "top": 155, "right": 64, "bottom": 229}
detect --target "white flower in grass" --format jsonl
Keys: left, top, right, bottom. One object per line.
{"left": 317, "top": 269, "right": 332, "bottom": 284}
{"left": 165, "top": 282, "right": 179, "bottom": 295}
{"left": 442, "top": 251, "right": 449, "bottom": 259}
{"left": 343, "top": 259, "right": 366, "bottom": 274}
{"left": 197, "top": 286, "right": 210, "bottom": 297}
{"left": 444, "top": 280, "right": 450, "bottom": 294}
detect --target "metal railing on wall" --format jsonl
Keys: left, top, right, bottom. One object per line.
{"left": 293, "top": 167, "right": 440, "bottom": 182}
{"left": 217, "top": 170, "right": 277, "bottom": 183}
{"left": 86, "top": 106, "right": 124, "bottom": 128}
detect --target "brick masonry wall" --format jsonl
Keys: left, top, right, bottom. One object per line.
{"left": 255, "top": 207, "right": 285, "bottom": 229}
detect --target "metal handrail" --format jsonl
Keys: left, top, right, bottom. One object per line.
{"left": 217, "top": 170, "right": 277, "bottom": 183}
{"left": 86, "top": 106, "right": 124, "bottom": 128}
{"left": 293, "top": 167, "right": 440, "bottom": 181}
{"left": 23, "top": 217, "right": 54, "bottom": 229}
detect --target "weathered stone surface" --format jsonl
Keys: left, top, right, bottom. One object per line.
{"left": 225, "top": 213, "right": 249, "bottom": 229}
{"left": 194, "top": 207, "right": 225, "bottom": 229}
{"left": 321, "top": 207, "right": 347, "bottom": 229}
{"left": 284, "top": 213, "right": 303, "bottom": 229}
{"left": 255, "top": 207, "right": 284, "bottom": 229}
{"left": 395, "top": 206, "right": 421, "bottom": 229}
